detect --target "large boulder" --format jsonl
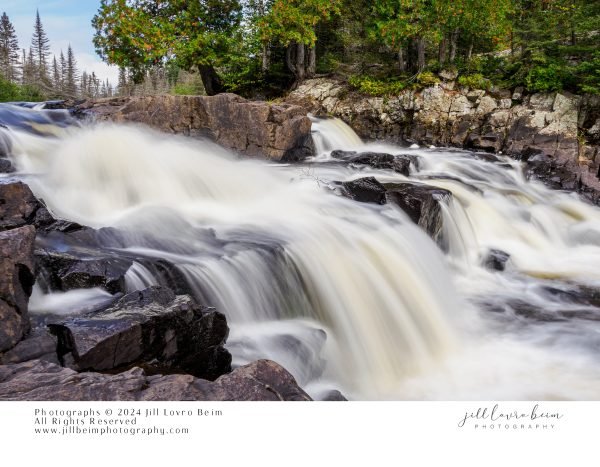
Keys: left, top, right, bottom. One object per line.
{"left": 47, "top": 286, "right": 231, "bottom": 380}
{"left": 36, "top": 249, "right": 132, "bottom": 294}
{"left": 0, "top": 359, "right": 311, "bottom": 401}
{"left": 75, "top": 94, "right": 314, "bottom": 161}
{"left": 342, "top": 177, "right": 387, "bottom": 204}
{"left": 384, "top": 182, "right": 452, "bottom": 243}
{"left": 0, "top": 182, "right": 41, "bottom": 231}
{"left": 0, "top": 225, "right": 36, "bottom": 352}
{"left": 0, "top": 328, "right": 58, "bottom": 365}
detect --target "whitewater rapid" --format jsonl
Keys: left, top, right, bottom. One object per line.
{"left": 2, "top": 104, "right": 600, "bottom": 400}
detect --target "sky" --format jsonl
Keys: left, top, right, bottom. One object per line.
{"left": 2, "top": 0, "right": 119, "bottom": 85}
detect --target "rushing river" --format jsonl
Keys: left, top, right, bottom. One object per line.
{"left": 2, "top": 102, "right": 600, "bottom": 400}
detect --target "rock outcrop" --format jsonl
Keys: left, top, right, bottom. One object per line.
{"left": 75, "top": 94, "right": 314, "bottom": 161}
{"left": 0, "top": 226, "right": 36, "bottom": 352}
{"left": 341, "top": 177, "right": 451, "bottom": 245}
{"left": 0, "top": 358, "right": 311, "bottom": 401}
{"left": 289, "top": 78, "right": 600, "bottom": 202}
{"left": 47, "top": 286, "right": 231, "bottom": 380}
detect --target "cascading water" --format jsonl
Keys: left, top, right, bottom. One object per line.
{"left": 3, "top": 101, "right": 600, "bottom": 399}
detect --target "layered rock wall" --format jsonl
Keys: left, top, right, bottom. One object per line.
{"left": 76, "top": 94, "right": 314, "bottom": 162}
{"left": 289, "top": 79, "right": 600, "bottom": 202}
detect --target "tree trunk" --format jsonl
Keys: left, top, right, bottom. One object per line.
{"left": 295, "top": 42, "right": 306, "bottom": 81}
{"left": 438, "top": 36, "right": 448, "bottom": 64}
{"left": 398, "top": 46, "right": 406, "bottom": 73}
{"left": 261, "top": 44, "right": 270, "bottom": 73}
{"left": 449, "top": 28, "right": 459, "bottom": 63}
{"left": 466, "top": 38, "right": 474, "bottom": 61}
{"left": 286, "top": 43, "right": 297, "bottom": 76}
{"left": 307, "top": 46, "right": 316, "bottom": 78}
{"left": 198, "top": 64, "right": 226, "bottom": 96}
{"left": 416, "top": 37, "right": 426, "bottom": 73}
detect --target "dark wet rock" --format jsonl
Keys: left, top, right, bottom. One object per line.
{"left": 342, "top": 177, "right": 387, "bottom": 204}
{"left": 0, "top": 358, "right": 311, "bottom": 401}
{"left": 483, "top": 249, "right": 511, "bottom": 271}
{"left": 384, "top": 182, "right": 452, "bottom": 243}
{"left": 0, "top": 225, "right": 36, "bottom": 352}
{"left": 0, "top": 182, "right": 42, "bottom": 231}
{"left": 35, "top": 249, "right": 132, "bottom": 294}
{"left": 75, "top": 94, "right": 314, "bottom": 162}
{"left": 0, "top": 181, "right": 85, "bottom": 234}
{"left": 331, "top": 150, "right": 357, "bottom": 159}
{"left": 332, "top": 150, "right": 413, "bottom": 175}
{"left": 0, "top": 159, "right": 14, "bottom": 173}
{"left": 47, "top": 286, "right": 231, "bottom": 380}
{"left": 0, "top": 130, "right": 11, "bottom": 159}
{"left": 321, "top": 389, "right": 348, "bottom": 401}
{"left": 0, "top": 328, "right": 58, "bottom": 365}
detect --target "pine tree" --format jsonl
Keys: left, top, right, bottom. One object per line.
{"left": 31, "top": 10, "right": 51, "bottom": 88}
{"left": 22, "top": 47, "right": 36, "bottom": 86}
{"left": 52, "top": 55, "right": 61, "bottom": 95}
{"left": 80, "top": 70, "right": 88, "bottom": 98}
{"left": 0, "top": 12, "right": 20, "bottom": 82}
{"left": 117, "top": 67, "right": 128, "bottom": 96}
{"left": 59, "top": 51, "right": 67, "bottom": 87}
{"left": 65, "top": 45, "right": 78, "bottom": 97}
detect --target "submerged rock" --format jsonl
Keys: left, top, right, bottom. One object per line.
{"left": 0, "top": 358, "right": 311, "bottom": 401}
{"left": 332, "top": 150, "right": 413, "bottom": 176}
{"left": 0, "top": 225, "right": 36, "bottom": 352}
{"left": 47, "top": 286, "right": 231, "bottom": 380}
{"left": 483, "top": 249, "right": 511, "bottom": 271}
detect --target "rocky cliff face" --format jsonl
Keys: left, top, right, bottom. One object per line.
{"left": 76, "top": 93, "right": 314, "bottom": 162}
{"left": 288, "top": 78, "right": 600, "bottom": 202}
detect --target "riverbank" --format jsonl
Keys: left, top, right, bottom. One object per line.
{"left": 287, "top": 78, "right": 600, "bottom": 203}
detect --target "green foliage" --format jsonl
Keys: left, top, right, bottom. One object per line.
{"left": 524, "top": 63, "right": 570, "bottom": 93}
{"left": 0, "top": 76, "right": 44, "bottom": 102}
{"left": 458, "top": 73, "right": 491, "bottom": 91}
{"left": 576, "top": 54, "right": 600, "bottom": 95}
{"left": 93, "top": 1, "right": 242, "bottom": 85}
{"left": 416, "top": 71, "right": 439, "bottom": 87}
{"left": 88, "top": 0, "right": 600, "bottom": 98}
{"left": 259, "top": 0, "right": 342, "bottom": 47}
{"left": 171, "top": 83, "right": 201, "bottom": 96}
{"left": 348, "top": 75, "right": 406, "bottom": 96}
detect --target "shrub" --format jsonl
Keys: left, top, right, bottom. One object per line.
{"left": 0, "top": 77, "right": 45, "bottom": 102}
{"left": 348, "top": 75, "right": 406, "bottom": 96}
{"left": 458, "top": 73, "right": 492, "bottom": 91}
{"left": 524, "top": 63, "right": 571, "bottom": 92}
{"left": 415, "top": 71, "right": 439, "bottom": 87}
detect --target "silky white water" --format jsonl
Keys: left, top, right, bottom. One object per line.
{"left": 3, "top": 104, "right": 600, "bottom": 399}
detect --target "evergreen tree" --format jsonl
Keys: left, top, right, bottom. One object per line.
{"left": 0, "top": 12, "right": 20, "bottom": 82}
{"left": 52, "top": 55, "right": 61, "bottom": 94}
{"left": 65, "top": 45, "right": 78, "bottom": 97}
{"left": 30, "top": 10, "right": 51, "bottom": 88}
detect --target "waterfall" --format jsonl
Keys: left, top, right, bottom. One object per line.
{"left": 3, "top": 104, "right": 600, "bottom": 400}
